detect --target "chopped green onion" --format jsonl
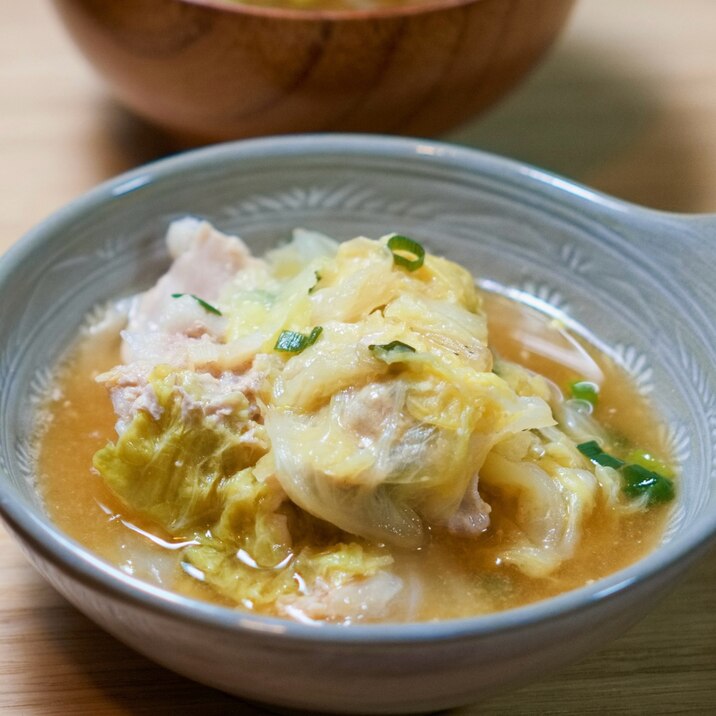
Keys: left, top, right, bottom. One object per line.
{"left": 577, "top": 441, "right": 625, "bottom": 469}
{"left": 578, "top": 440, "right": 675, "bottom": 506}
{"left": 570, "top": 380, "right": 599, "bottom": 408}
{"left": 306, "top": 326, "right": 323, "bottom": 346}
{"left": 622, "top": 464, "right": 675, "bottom": 505}
{"left": 308, "top": 270, "right": 322, "bottom": 294}
{"left": 274, "top": 326, "right": 323, "bottom": 353}
{"left": 369, "top": 341, "right": 415, "bottom": 353}
{"left": 368, "top": 340, "right": 416, "bottom": 363}
{"left": 387, "top": 235, "right": 425, "bottom": 271}
{"left": 171, "top": 293, "right": 222, "bottom": 316}
{"left": 626, "top": 449, "right": 675, "bottom": 479}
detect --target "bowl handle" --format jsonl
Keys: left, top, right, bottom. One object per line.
{"left": 656, "top": 213, "right": 716, "bottom": 306}
{"left": 680, "top": 214, "right": 716, "bottom": 246}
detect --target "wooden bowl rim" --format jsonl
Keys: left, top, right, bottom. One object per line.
{"left": 179, "top": 0, "right": 487, "bottom": 23}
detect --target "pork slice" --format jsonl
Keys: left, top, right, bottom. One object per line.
{"left": 444, "top": 473, "right": 491, "bottom": 537}
{"left": 96, "top": 363, "right": 161, "bottom": 435}
{"left": 97, "top": 359, "right": 268, "bottom": 437}
{"left": 277, "top": 571, "right": 403, "bottom": 625}
{"left": 122, "top": 218, "right": 261, "bottom": 365}
{"left": 178, "top": 369, "right": 264, "bottom": 421}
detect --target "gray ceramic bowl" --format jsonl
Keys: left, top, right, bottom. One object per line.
{"left": 0, "top": 135, "right": 715, "bottom": 715}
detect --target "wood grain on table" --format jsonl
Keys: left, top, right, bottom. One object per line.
{"left": 1, "top": 1, "right": 715, "bottom": 713}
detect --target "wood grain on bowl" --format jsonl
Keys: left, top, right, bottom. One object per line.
{"left": 51, "top": 0, "right": 574, "bottom": 141}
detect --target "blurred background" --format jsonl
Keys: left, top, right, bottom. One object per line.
{"left": 4, "top": 0, "right": 716, "bottom": 253}
{"left": 0, "top": 1, "right": 714, "bottom": 713}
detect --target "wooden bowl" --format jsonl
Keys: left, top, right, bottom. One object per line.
{"left": 52, "top": 0, "right": 575, "bottom": 142}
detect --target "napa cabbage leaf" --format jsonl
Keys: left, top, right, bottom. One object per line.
{"left": 94, "top": 364, "right": 395, "bottom": 612}
{"left": 93, "top": 365, "right": 269, "bottom": 533}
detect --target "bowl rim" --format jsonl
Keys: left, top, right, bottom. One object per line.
{"left": 1, "top": 133, "right": 715, "bottom": 644}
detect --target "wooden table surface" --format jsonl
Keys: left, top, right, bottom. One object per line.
{"left": 1, "top": 1, "right": 715, "bottom": 713}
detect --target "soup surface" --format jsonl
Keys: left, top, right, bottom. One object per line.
{"left": 36, "top": 223, "right": 673, "bottom": 624}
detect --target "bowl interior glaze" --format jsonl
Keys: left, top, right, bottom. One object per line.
{"left": 0, "top": 135, "right": 714, "bottom": 712}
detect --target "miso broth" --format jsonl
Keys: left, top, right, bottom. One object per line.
{"left": 36, "top": 292, "right": 671, "bottom": 622}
